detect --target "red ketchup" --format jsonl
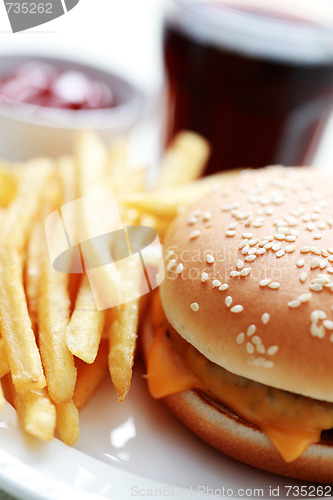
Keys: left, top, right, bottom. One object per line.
{"left": 0, "top": 61, "right": 116, "bottom": 110}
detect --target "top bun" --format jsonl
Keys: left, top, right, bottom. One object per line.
{"left": 160, "top": 167, "right": 333, "bottom": 402}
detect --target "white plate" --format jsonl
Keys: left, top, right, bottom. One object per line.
{"left": 0, "top": 358, "right": 304, "bottom": 500}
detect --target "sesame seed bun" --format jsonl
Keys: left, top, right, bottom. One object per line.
{"left": 142, "top": 317, "right": 333, "bottom": 483}
{"left": 160, "top": 166, "right": 333, "bottom": 403}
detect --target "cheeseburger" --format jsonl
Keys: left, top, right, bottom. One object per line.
{"left": 143, "top": 166, "right": 333, "bottom": 482}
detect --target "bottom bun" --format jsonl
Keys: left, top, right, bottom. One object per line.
{"left": 142, "top": 318, "right": 333, "bottom": 483}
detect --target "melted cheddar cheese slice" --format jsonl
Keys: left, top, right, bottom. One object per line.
{"left": 146, "top": 296, "right": 333, "bottom": 463}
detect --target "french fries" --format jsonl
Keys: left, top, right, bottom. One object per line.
{"left": 108, "top": 257, "right": 141, "bottom": 403}
{"left": 154, "top": 131, "right": 210, "bottom": 189}
{"left": 73, "top": 340, "right": 108, "bottom": 410}
{"left": 66, "top": 275, "right": 105, "bottom": 364}
{"left": 55, "top": 400, "right": 80, "bottom": 446}
{"left": 0, "top": 339, "right": 10, "bottom": 379}
{"left": 0, "top": 129, "right": 224, "bottom": 446}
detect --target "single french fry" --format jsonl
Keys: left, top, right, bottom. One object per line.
{"left": 0, "top": 380, "right": 4, "bottom": 410}
{"left": 8, "top": 377, "right": 56, "bottom": 441}
{"left": 57, "top": 155, "right": 77, "bottom": 204}
{"left": 108, "top": 257, "right": 141, "bottom": 403}
{"left": 154, "top": 131, "right": 210, "bottom": 189}
{"left": 0, "top": 159, "right": 52, "bottom": 252}
{"left": 106, "top": 137, "right": 129, "bottom": 190}
{"left": 73, "top": 340, "right": 108, "bottom": 410}
{"left": 38, "top": 247, "right": 77, "bottom": 404}
{"left": 55, "top": 400, "right": 80, "bottom": 446}
{"left": 25, "top": 215, "right": 45, "bottom": 326}
{"left": 123, "top": 169, "right": 240, "bottom": 218}
{"left": 0, "top": 164, "right": 20, "bottom": 207}
{"left": 38, "top": 182, "right": 77, "bottom": 404}
{"left": 75, "top": 131, "right": 122, "bottom": 309}
{"left": 66, "top": 275, "right": 105, "bottom": 364}
{"left": 0, "top": 251, "right": 46, "bottom": 392}
{"left": 0, "top": 338, "right": 10, "bottom": 378}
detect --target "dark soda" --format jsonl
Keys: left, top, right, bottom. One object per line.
{"left": 164, "top": 1, "right": 333, "bottom": 174}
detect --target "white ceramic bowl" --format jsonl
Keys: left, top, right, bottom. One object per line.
{"left": 0, "top": 55, "right": 146, "bottom": 161}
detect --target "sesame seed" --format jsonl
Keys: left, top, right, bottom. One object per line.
{"left": 256, "top": 344, "right": 266, "bottom": 354}
{"left": 201, "top": 272, "right": 208, "bottom": 283}
{"left": 190, "top": 230, "right": 201, "bottom": 240}
{"left": 240, "top": 267, "right": 251, "bottom": 276}
{"left": 310, "top": 283, "right": 323, "bottom": 292}
{"left": 323, "top": 320, "right": 333, "bottom": 330}
{"left": 264, "top": 360, "right": 274, "bottom": 368}
{"left": 253, "top": 357, "right": 266, "bottom": 366}
{"left": 249, "top": 238, "right": 259, "bottom": 246}
{"left": 310, "top": 257, "right": 320, "bottom": 269}
{"left": 190, "top": 302, "right": 199, "bottom": 312}
{"left": 264, "top": 242, "right": 273, "bottom": 250}
{"left": 242, "top": 232, "right": 253, "bottom": 239}
{"left": 313, "top": 233, "right": 322, "bottom": 240}
{"left": 259, "top": 278, "right": 271, "bottom": 287}
{"left": 176, "top": 263, "right": 184, "bottom": 274}
{"left": 300, "top": 246, "right": 311, "bottom": 253}
{"left": 276, "top": 249, "right": 285, "bottom": 258}
{"left": 274, "top": 234, "right": 285, "bottom": 241}
{"left": 202, "top": 211, "right": 212, "bottom": 221}
{"left": 300, "top": 271, "right": 308, "bottom": 283}
{"left": 272, "top": 243, "right": 282, "bottom": 252}
{"left": 231, "top": 305, "right": 243, "bottom": 313}
{"left": 267, "top": 345, "right": 279, "bottom": 356}
{"left": 328, "top": 267, "right": 333, "bottom": 274}
{"left": 307, "top": 223, "right": 314, "bottom": 231}
{"left": 187, "top": 216, "right": 197, "bottom": 225}
{"left": 285, "top": 245, "right": 295, "bottom": 253}
{"left": 219, "top": 283, "right": 229, "bottom": 291}
{"left": 297, "top": 258, "right": 305, "bottom": 267}
{"left": 310, "top": 322, "right": 325, "bottom": 338}
{"left": 238, "top": 239, "right": 248, "bottom": 249}
{"left": 311, "top": 247, "right": 321, "bottom": 255}
{"left": 241, "top": 244, "right": 250, "bottom": 255}
{"left": 225, "top": 296, "right": 232, "bottom": 307}
{"left": 212, "top": 279, "right": 221, "bottom": 288}
{"left": 299, "top": 293, "right": 312, "bottom": 303}
{"left": 236, "top": 332, "right": 245, "bottom": 344}
{"left": 230, "top": 270, "right": 240, "bottom": 277}
{"left": 285, "top": 235, "right": 296, "bottom": 242}
{"left": 246, "top": 342, "right": 254, "bottom": 354}
{"left": 166, "top": 249, "right": 175, "bottom": 259}
{"left": 226, "top": 230, "right": 236, "bottom": 237}
{"left": 257, "top": 248, "right": 266, "bottom": 255}
{"left": 206, "top": 254, "right": 215, "bottom": 264}
{"left": 245, "top": 255, "right": 256, "bottom": 262}
{"left": 268, "top": 282, "right": 280, "bottom": 289}
{"left": 320, "top": 261, "right": 327, "bottom": 270}
{"left": 252, "top": 336, "right": 262, "bottom": 345}
{"left": 167, "top": 259, "right": 177, "bottom": 271}
{"left": 236, "top": 259, "right": 244, "bottom": 270}
{"left": 288, "top": 300, "right": 301, "bottom": 308}
{"left": 247, "top": 324, "right": 256, "bottom": 336}
{"left": 261, "top": 313, "right": 270, "bottom": 324}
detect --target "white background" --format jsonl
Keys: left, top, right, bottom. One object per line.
{"left": 0, "top": 0, "right": 332, "bottom": 169}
